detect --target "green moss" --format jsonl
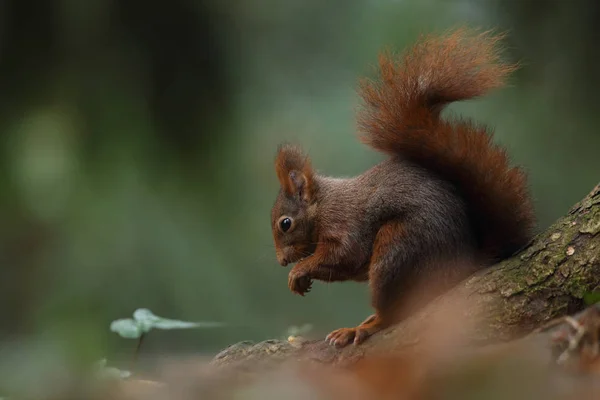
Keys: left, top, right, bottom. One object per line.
{"left": 579, "top": 207, "right": 600, "bottom": 235}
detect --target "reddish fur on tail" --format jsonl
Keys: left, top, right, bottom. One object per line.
{"left": 357, "top": 28, "right": 535, "bottom": 260}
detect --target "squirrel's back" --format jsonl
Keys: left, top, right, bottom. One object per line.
{"left": 356, "top": 28, "right": 535, "bottom": 261}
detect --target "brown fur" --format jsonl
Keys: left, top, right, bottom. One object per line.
{"left": 357, "top": 28, "right": 534, "bottom": 259}
{"left": 270, "top": 28, "right": 536, "bottom": 348}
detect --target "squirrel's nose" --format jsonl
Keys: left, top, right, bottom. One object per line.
{"left": 276, "top": 251, "right": 289, "bottom": 266}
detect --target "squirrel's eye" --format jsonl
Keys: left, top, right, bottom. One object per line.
{"left": 280, "top": 217, "right": 292, "bottom": 233}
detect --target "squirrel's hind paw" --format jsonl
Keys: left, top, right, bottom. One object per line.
{"left": 326, "top": 327, "right": 357, "bottom": 347}
{"left": 326, "top": 314, "right": 385, "bottom": 347}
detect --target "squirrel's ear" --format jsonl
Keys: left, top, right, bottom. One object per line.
{"left": 275, "top": 144, "right": 314, "bottom": 201}
{"left": 288, "top": 170, "right": 311, "bottom": 201}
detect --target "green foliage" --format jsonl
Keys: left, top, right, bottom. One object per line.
{"left": 583, "top": 291, "right": 600, "bottom": 306}
{"left": 92, "top": 359, "right": 131, "bottom": 381}
{"left": 110, "top": 308, "right": 223, "bottom": 339}
{"left": 106, "top": 308, "right": 224, "bottom": 378}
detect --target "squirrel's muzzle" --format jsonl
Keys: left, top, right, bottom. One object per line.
{"left": 276, "top": 250, "right": 289, "bottom": 266}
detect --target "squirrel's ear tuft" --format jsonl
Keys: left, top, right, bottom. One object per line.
{"left": 275, "top": 144, "right": 314, "bottom": 201}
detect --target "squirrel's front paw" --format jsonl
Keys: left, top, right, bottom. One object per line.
{"left": 288, "top": 269, "right": 313, "bottom": 296}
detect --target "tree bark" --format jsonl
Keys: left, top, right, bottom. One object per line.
{"left": 212, "top": 183, "right": 600, "bottom": 368}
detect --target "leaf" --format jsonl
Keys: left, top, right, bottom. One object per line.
{"left": 110, "top": 318, "right": 143, "bottom": 339}
{"left": 132, "top": 308, "right": 223, "bottom": 331}
{"left": 98, "top": 367, "right": 131, "bottom": 380}
{"left": 151, "top": 319, "right": 223, "bottom": 330}
{"left": 132, "top": 308, "right": 161, "bottom": 333}
{"left": 117, "top": 369, "right": 132, "bottom": 379}
{"left": 92, "top": 359, "right": 131, "bottom": 381}
{"left": 584, "top": 291, "right": 600, "bottom": 306}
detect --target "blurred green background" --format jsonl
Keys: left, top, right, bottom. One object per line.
{"left": 1, "top": 0, "right": 599, "bottom": 374}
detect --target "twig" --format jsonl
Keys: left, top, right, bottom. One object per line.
{"left": 131, "top": 333, "right": 146, "bottom": 372}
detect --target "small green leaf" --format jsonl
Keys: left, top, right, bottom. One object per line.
{"left": 132, "top": 308, "right": 161, "bottom": 333}
{"left": 92, "top": 359, "right": 131, "bottom": 381}
{"left": 584, "top": 291, "right": 600, "bottom": 306}
{"left": 132, "top": 308, "right": 223, "bottom": 331}
{"left": 101, "top": 367, "right": 120, "bottom": 379}
{"left": 151, "top": 319, "right": 223, "bottom": 330}
{"left": 110, "top": 318, "right": 143, "bottom": 339}
{"left": 118, "top": 369, "right": 132, "bottom": 379}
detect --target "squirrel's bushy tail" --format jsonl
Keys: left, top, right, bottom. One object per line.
{"left": 357, "top": 28, "right": 535, "bottom": 260}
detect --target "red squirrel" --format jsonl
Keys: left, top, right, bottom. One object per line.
{"left": 270, "top": 28, "right": 536, "bottom": 347}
